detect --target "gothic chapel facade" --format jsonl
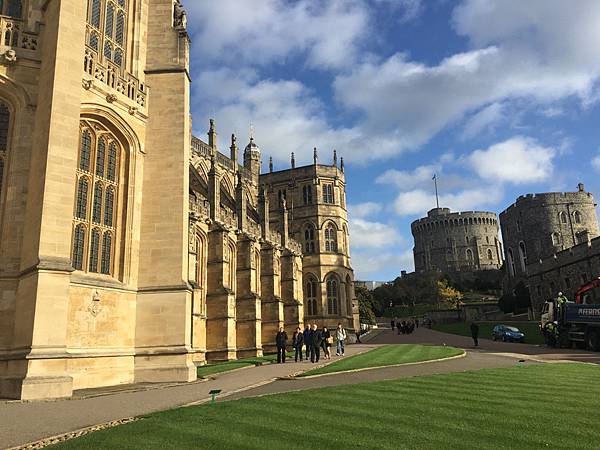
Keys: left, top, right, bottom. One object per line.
{"left": 0, "top": 0, "right": 358, "bottom": 400}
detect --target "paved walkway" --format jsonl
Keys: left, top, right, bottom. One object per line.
{"left": 0, "top": 344, "right": 375, "bottom": 449}
{"left": 2, "top": 327, "right": 597, "bottom": 448}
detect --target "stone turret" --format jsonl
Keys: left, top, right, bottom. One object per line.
{"left": 244, "top": 136, "right": 261, "bottom": 184}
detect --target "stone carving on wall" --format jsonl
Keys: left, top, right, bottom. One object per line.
{"left": 88, "top": 290, "right": 102, "bottom": 317}
{"left": 173, "top": 0, "right": 187, "bottom": 29}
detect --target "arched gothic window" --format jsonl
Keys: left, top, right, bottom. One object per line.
{"left": 342, "top": 225, "right": 348, "bottom": 255}
{"left": 194, "top": 233, "right": 206, "bottom": 291}
{"left": 507, "top": 248, "right": 516, "bottom": 277}
{"left": 574, "top": 211, "right": 582, "bottom": 224}
{"left": 86, "top": 0, "right": 128, "bottom": 68}
{"left": 487, "top": 249, "right": 493, "bottom": 260}
{"left": 306, "top": 277, "right": 317, "bottom": 316}
{"left": 518, "top": 241, "right": 527, "bottom": 272}
{"left": 302, "top": 185, "right": 312, "bottom": 205}
{"left": 559, "top": 211, "right": 568, "bottom": 224}
{"left": 551, "top": 232, "right": 561, "bottom": 246}
{"left": 253, "top": 249, "right": 260, "bottom": 294}
{"left": 72, "top": 121, "right": 122, "bottom": 276}
{"left": 304, "top": 224, "right": 315, "bottom": 254}
{"left": 1, "top": 0, "right": 22, "bottom": 18}
{"left": 466, "top": 249, "right": 474, "bottom": 264}
{"left": 323, "top": 184, "right": 334, "bottom": 204}
{"left": 345, "top": 275, "right": 353, "bottom": 315}
{"left": 326, "top": 277, "right": 339, "bottom": 315}
{"left": 0, "top": 102, "right": 10, "bottom": 207}
{"left": 324, "top": 224, "right": 337, "bottom": 252}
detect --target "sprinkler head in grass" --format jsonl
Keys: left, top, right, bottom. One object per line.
{"left": 209, "top": 389, "right": 222, "bottom": 406}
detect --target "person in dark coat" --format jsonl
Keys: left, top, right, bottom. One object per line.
{"left": 470, "top": 322, "right": 479, "bottom": 347}
{"left": 321, "top": 326, "right": 332, "bottom": 360}
{"left": 292, "top": 327, "right": 304, "bottom": 362}
{"left": 310, "top": 323, "right": 322, "bottom": 363}
{"left": 303, "top": 325, "right": 312, "bottom": 360}
{"left": 276, "top": 327, "right": 288, "bottom": 363}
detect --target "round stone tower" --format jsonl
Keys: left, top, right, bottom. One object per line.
{"left": 411, "top": 207, "right": 502, "bottom": 273}
{"left": 499, "top": 183, "right": 600, "bottom": 283}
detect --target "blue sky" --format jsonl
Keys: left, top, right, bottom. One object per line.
{"left": 182, "top": 0, "right": 600, "bottom": 281}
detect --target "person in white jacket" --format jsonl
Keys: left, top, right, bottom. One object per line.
{"left": 335, "top": 323, "right": 347, "bottom": 356}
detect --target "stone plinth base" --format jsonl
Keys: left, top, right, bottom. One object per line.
{"left": 134, "top": 353, "right": 196, "bottom": 383}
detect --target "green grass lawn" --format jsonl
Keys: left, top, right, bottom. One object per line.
{"left": 53, "top": 363, "right": 600, "bottom": 449}
{"left": 300, "top": 344, "right": 463, "bottom": 377}
{"left": 197, "top": 352, "right": 294, "bottom": 378}
{"left": 433, "top": 321, "right": 543, "bottom": 345}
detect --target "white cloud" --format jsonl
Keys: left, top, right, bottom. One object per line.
{"left": 347, "top": 202, "right": 383, "bottom": 218}
{"left": 592, "top": 152, "right": 600, "bottom": 172}
{"left": 467, "top": 137, "right": 556, "bottom": 184}
{"left": 461, "top": 102, "right": 505, "bottom": 140}
{"left": 349, "top": 218, "right": 402, "bottom": 249}
{"left": 351, "top": 249, "right": 414, "bottom": 278}
{"left": 372, "top": 0, "right": 423, "bottom": 22}
{"left": 392, "top": 186, "right": 504, "bottom": 217}
{"left": 376, "top": 164, "right": 439, "bottom": 189}
{"left": 184, "top": 0, "right": 368, "bottom": 70}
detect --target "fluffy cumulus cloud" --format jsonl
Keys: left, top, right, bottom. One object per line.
{"left": 592, "top": 152, "right": 600, "bottom": 172}
{"left": 348, "top": 218, "right": 402, "bottom": 249}
{"left": 392, "top": 186, "right": 504, "bottom": 217}
{"left": 333, "top": 0, "right": 600, "bottom": 154}
{"left": 186, "top": 1, "right": 600, "bottom": 165}
{"left": 467, "top": 137, "right": 556, "bottom": 184}
{"left": 184, "top": 0, "right": 368, "bottom": 70}
{"left": 352, "top": 249, "right": 414, "bottom": 278}
{"left": 347, "top": 202, "right": 383, "bottom": 218}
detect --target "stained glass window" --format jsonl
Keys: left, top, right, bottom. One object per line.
{"left": 90, "top": 0, "right": 101, "bottom": 28}
{"left": 96, "top": 138, "right": 105, "bottom": 177}
{"left": 80, "top": 130, "right": 91, "bottom": 171}
{"left": 73, "top": 122, "right": 122, "bottom": 276}
{"left": 76, "top": 178, "right": 89, "bottom": 219}
{"left": 72, "top": 224, "right": 86, "bottom": 270}
{"left": 7, "top": 0, "right": 22, "bottom": 18}
{"left": 92, "top": 183, "right": 102, "bottom": 223}
{"left": 101, "top": 232, "right": 112, "bottom": 274}
{"left": 104, "top": 187, "right": 114, "bottom": 226}
{"left": 327, "top": 278, "right": 338, "bottom": 315}
{"left": 105, "top": 3, "right": 114, "bottom": 38}
{"left": 89, "top": 229, "right": 100, "bottom": 272}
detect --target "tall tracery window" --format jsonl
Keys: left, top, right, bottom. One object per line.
{"left": 574, "top": 211, "right": 582, "bottom": 224}
{"left": 304, "top": 224, "right": 315, "bottom": 254}
{"left": 466, "top": 249, "right": 474, "bottom": 264}
{"left": 507, "top": 248, "right": 516, "bottom": 277}
{"left": 72, "top": 121, "right": 122, "bottom": 276}
{"left": 326, "top": 276, "right": 339, "bottom": 315}
{"left": 306, "top": 277, "right": 317, "bottom": 316}
{"left": 0, "top": 102, "right": 9, "bottom": 205}
{"left": 253, "top": 249, "right": 260, "bottom": 293}
{"left": 323, "top": 184, "right": 334, "bottom": 204}
{"left": 0, "top": 0, "right": 22, "bottom": 18}
{"left": 551, "top": 232, "right": 561, "bottom": 246}
{"left": 86, "top": 0, "right": 128, "bottom": 68}
{"left": 324, "top": 224, "right": 337, "bottom": 252}
{"left": 559, "top": 211, "right": 568, "bottom": 224}
{"left": 303, "top": 185, "right": 312, "bottom": 205}
{"left": 518, "top": 241, "right": 527, "bottom": 272}
{"left": 487, "top": 249, "right": 493, "bottom": 260}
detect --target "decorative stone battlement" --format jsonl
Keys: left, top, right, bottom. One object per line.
{"left": 411, "top": 209, "right": 498, "bottom": 232}
{"left": 83, "top": 49, "right": 147, "bottom": 109}
{"left": 0, "top": 17, "right": 39, "bottom": 55}
{"left": 502, "top": 190, "right": 596, "bottom": 215}
{"left": 528, "top": 235, "right": 600, "bottom": 274}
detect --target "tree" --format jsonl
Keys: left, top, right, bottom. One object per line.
{"left": 437, "top": 279, "right": 464, "bottom": 309}
{"left": 356, "top": 286, "right": 377, "bottom": 325}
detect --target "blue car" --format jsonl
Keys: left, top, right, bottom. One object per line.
{"left": 492, "top": 325, "right": 525, "bottom": 343}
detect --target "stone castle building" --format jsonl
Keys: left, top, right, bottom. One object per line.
{"left": 0, "top": 0, "right": 357, "bottom": 401}
{"left": 412, "top": 208, "right": 503, "bottom": 273}
{"left": 261, "top": 150, "right": 359, "bottom": 332}
{"left": 499, "top": 184, "right": 600, "bottom": 292}
{"left": 500, "top": 184, "right": 600, "bottom": 312}
{"left": 527, "top": 236, "right": 600, "bottom": 313}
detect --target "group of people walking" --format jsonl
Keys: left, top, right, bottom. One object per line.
{"left": 391, "top": 319, "right": 418, "bottom": 335}
{"left": 275, "top": 323, "right": 348, "bottom": 364}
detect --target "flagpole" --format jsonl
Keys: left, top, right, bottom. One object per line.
{"left": 433, "top": 174, "right": 439, "bottom": 209}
